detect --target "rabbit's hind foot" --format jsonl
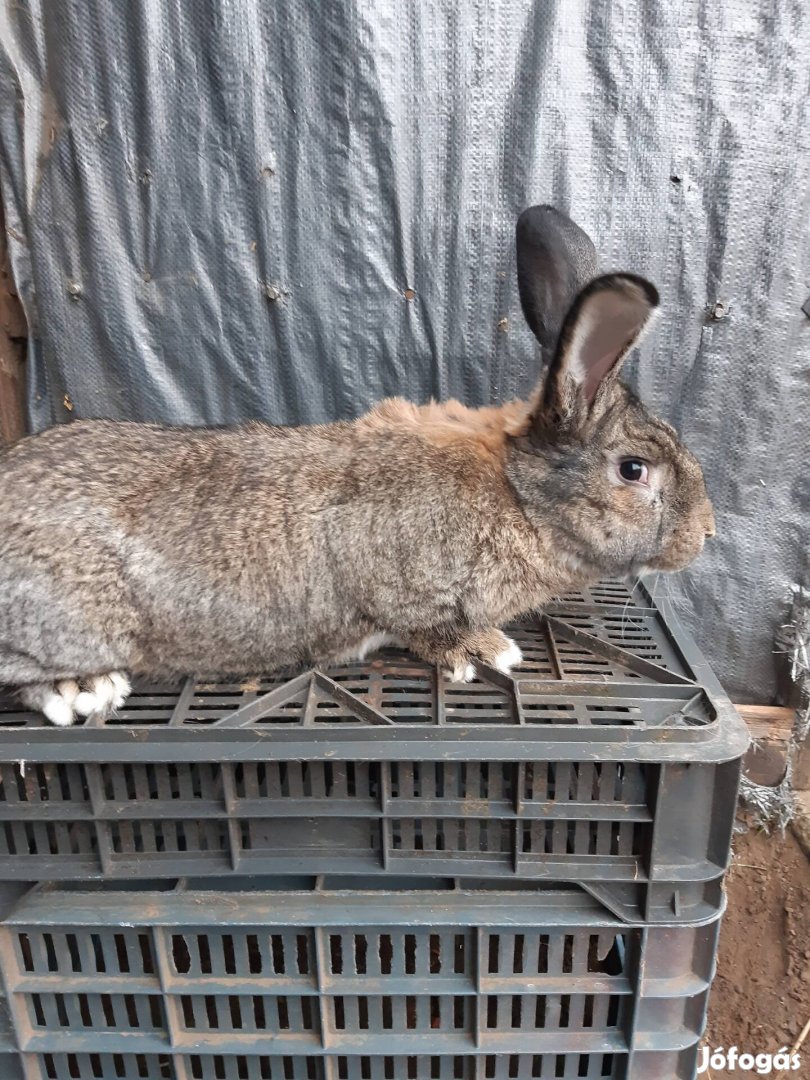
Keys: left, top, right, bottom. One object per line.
{"left": 20, "top": 672, "right": 131, "bottom": 726}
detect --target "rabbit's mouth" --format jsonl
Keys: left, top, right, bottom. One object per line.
{"left": 635, "top": 563, "right": 678, "bottom": 578}
{"left": 643, "top": 541, "right": 707, "bottom": 575}
{"left": 626, "top": 558, "right": 681, "bottom": 581}
{"left": 641, "top": 499, "right": 714, "bottom": 575}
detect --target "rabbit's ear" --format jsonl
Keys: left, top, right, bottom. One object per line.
{"left": 516, "top": 206, "right": 598, "bottom": 357}
{"left": 537, "top": 274, "right": 659, "bottom": 428}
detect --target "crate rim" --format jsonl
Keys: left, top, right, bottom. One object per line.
{"left": 4, "top": 880, "right": 726, "bottom": 930}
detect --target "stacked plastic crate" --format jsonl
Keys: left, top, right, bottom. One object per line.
{"left": 0, "top": 578, "right": 748, "bottom": 1080}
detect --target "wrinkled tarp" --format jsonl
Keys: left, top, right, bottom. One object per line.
{"left": 1, "top": 0, "right": 808, "bottom": 702}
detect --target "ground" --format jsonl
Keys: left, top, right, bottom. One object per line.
{"left": 705, "top": 819, "right": 810, "bottom": 1073}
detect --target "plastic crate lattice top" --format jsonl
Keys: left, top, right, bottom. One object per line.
{"left": 0, "top": 580, "right": 718, "bottom": 734}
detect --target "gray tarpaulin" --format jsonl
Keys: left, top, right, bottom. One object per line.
{"left": 1, "top": 0, "right": 808, "bottom": 702}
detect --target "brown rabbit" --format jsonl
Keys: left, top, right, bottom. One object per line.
{"left": 0, "top": 206, "right": 714, "bottom": 725}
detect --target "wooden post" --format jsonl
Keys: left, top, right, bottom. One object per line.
{"left": 0, "top": 206, "right": 27, "bottom": 444}
{"left": 736, "top": 704, "right": 799, "bottom": 787}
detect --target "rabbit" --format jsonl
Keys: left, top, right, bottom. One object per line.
{"left": 0, "top": 205, "right": 715, "bottom": 726}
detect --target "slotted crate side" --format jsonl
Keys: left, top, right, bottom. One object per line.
{"left": 0, "top": 881, "right": 719, "bottom": 1079}
{"left": 0, "top": 754, "right": 740, "bottom": 923}
{"left": 13, "top": 1048, "right": 704, "bottom": 1079}
{"left": 0, "top": 986, "right": 21, "bottom": 1080}
{"left": 0, "top": 580, "right": 747, "bottom": 923}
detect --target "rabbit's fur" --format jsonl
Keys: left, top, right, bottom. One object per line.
{"left": 0, "top": 207, "right": 714, "bottom": 725}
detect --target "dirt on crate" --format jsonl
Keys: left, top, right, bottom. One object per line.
{"left": 705, "top": 820, "right": 810, "bottom": 1066}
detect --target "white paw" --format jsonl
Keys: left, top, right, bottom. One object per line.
{"left": 109, "top": 671, "right": 132, "bottom": 708}
{"left": 443, "top": 663, "right": 476, "bottom": 683}
{"left": 42, "top": 685, "right": 79, "bottom": 727}
{"left": 74, "top": 672, "right": 131, "bottom": 717}
{"left": 494, "top": 639, "right": 523, "bottom": 674}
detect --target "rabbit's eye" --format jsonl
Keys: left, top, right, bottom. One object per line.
{"left": 618, "top": 459, "right": 649, "bottom": 484}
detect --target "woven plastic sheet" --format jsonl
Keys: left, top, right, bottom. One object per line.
{"left": 1, "top": 1, "right": 808, "bottom": 702}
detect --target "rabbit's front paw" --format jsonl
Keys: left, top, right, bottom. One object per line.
{"left": 442, "top": 660, "right": 477, "bottom": 683}
{"left": 463, "top": 627, "right": 523, "bottom": 676}
{"left": 493, "top": 638, "right": 523, "bottom": 674}
{"left": 415, "top": 627, "right": 523, "bottom": 684}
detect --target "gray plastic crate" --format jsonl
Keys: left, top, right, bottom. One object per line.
{"left": 0, "top": 580, "right": 748, "bottom": 922}
{"left": 0, "top": 877, "right": 719, "bottom": 1080}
